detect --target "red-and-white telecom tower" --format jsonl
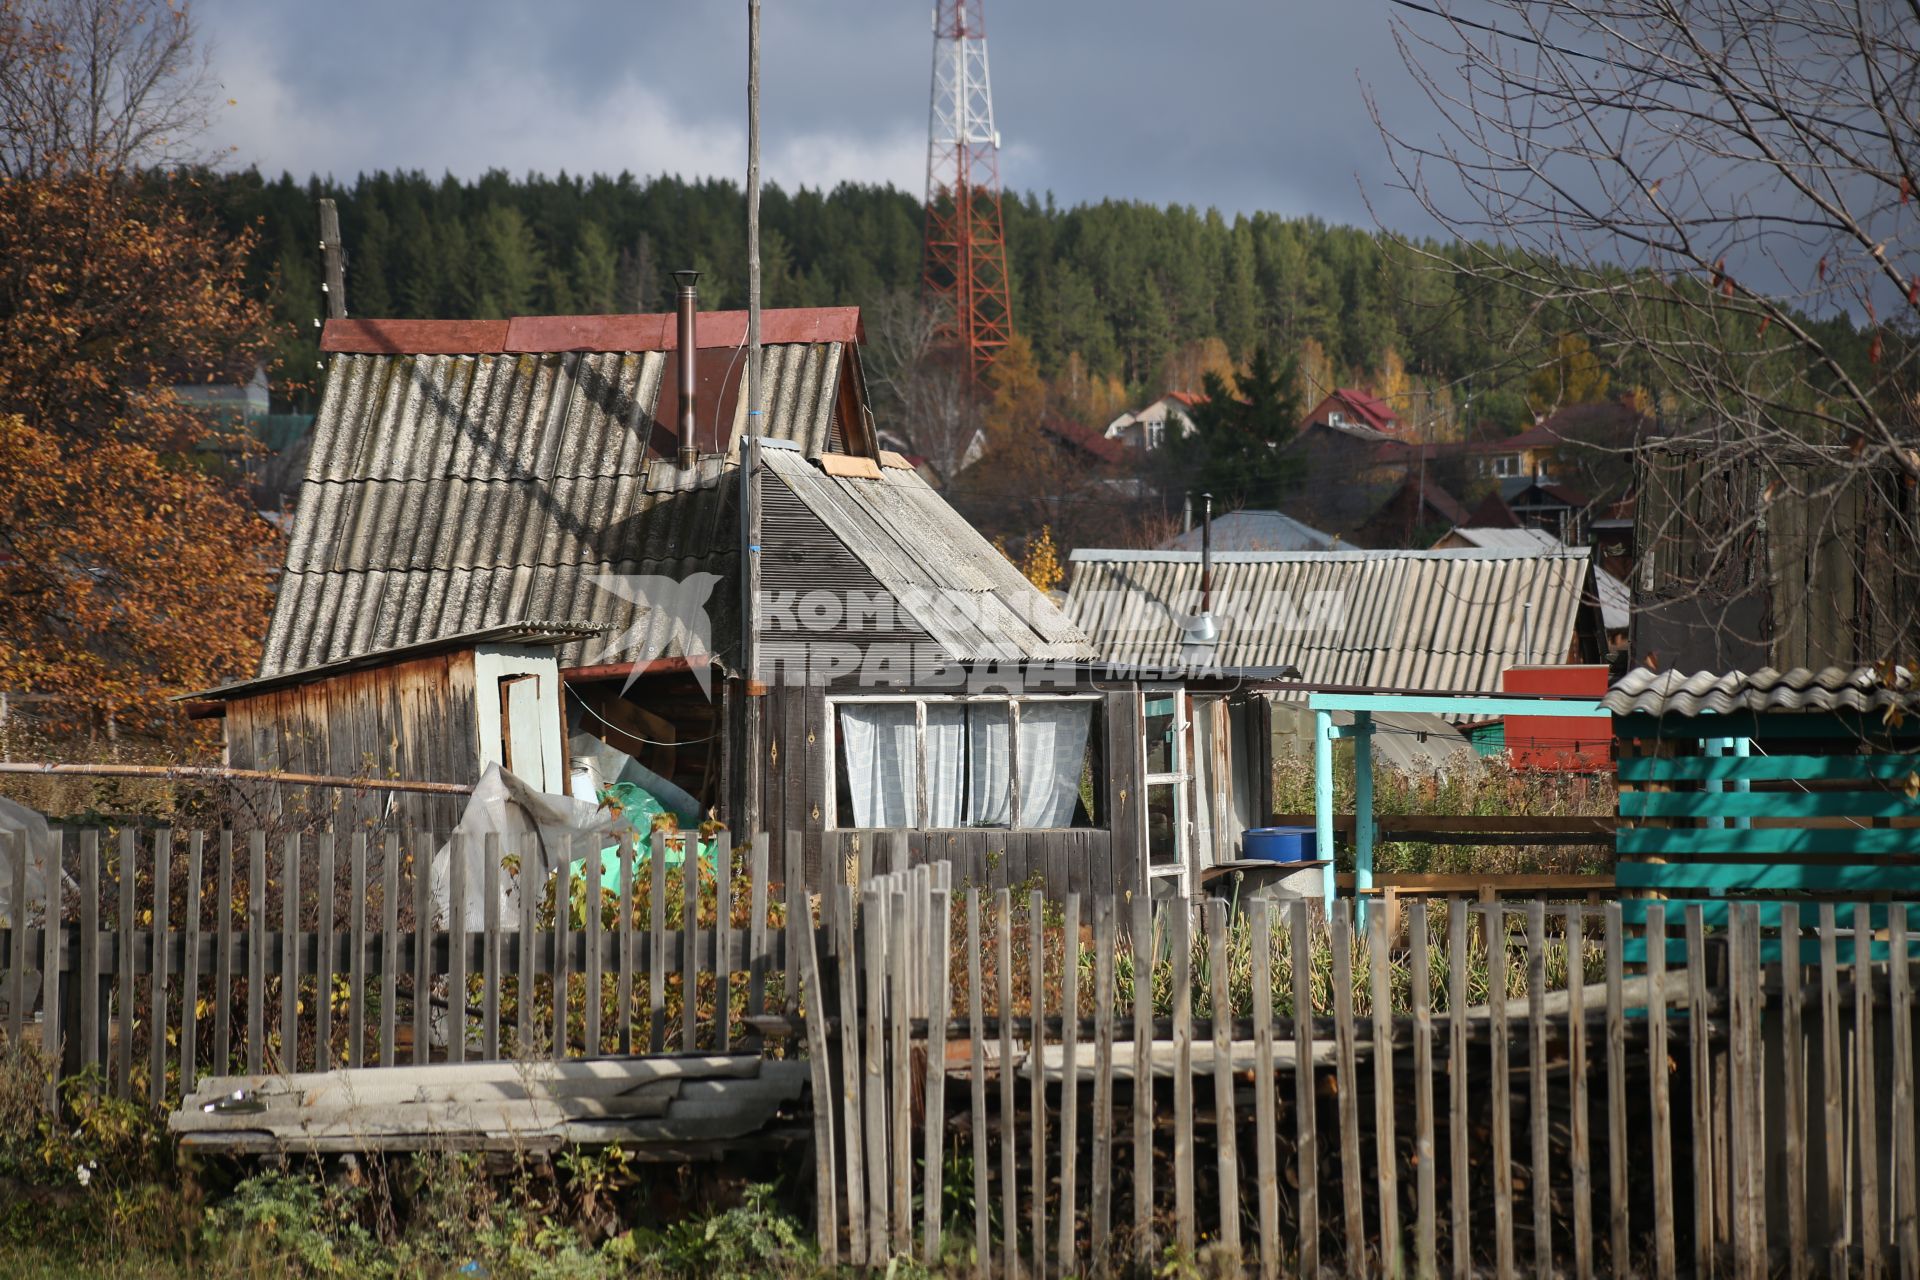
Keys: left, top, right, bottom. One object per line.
{"left": 923, "top": 1, "right": 1013, "bottom": 380}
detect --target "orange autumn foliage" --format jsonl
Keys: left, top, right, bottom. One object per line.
{"left": 0, "top": 174, "right": 281, "bottom": 731}
{"left": 0, "top": 414, "right": 279, "bottom": 729}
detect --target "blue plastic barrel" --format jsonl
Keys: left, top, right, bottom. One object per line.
{"left": 1241, "top": 826, "right": 1315, "bottom": 862}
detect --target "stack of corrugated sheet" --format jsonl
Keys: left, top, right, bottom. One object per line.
{"left": 171, "top": 1056, "right": 809, "bottom": 1156}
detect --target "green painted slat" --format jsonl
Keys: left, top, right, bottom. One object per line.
{"left": 1617, "top": 827, "right": 1920, "bottom": 856}
{"left": 1618, "top": 755, "right": 1920, "bottom": 782}
{"left": 1616, "top": 862, "right": 1919, "bottom": 891}
{"left": 1309, "top": 692, "right": 1610, "bottom": 719}
{"left": 1618, "top": 901, "right": 1920, "bottom": 931}
{"left": 1621, "top": 791, "right": 1920, "bottom": 819}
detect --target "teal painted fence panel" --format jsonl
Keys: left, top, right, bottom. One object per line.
{"left": 1617, "top": 827, "right": 1920, "bottom": 856}
{"left": 1616, "top": 861, "right": 1920, "bottom": 892}
{"left": 1619, "top": 790, "right": 1920, "bottom": 819}
{"left": 1618, "top": 754, "right": 1920, "bottom": 783}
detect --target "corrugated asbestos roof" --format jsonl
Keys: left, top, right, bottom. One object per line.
{"left": 761, "top": 447, "right": 1095, "bottom": 662}
{"left": 261, "top": 336, "right": 845, "bottom": 675}
{"left": 1065, "top": 546, "right": 1598, "bottom": 690}
{"left": 1604, "top": 666, "right": 1920, "bottom": 717}
{"left": 258, "top": 316, "right": 1083, "bottom": 677}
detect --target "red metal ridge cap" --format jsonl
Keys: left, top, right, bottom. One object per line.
{"left": 322, "top": 307, "right": 863, "bottom": 355}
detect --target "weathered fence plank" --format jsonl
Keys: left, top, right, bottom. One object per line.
{"left": 1449, "top": 897, "right": 1469, "bottom": 1280}
{"left": 1527, "top": 901, "right": 1550, "bottom": 1278}
{"left": 999, "top": 887, "right": 1018, "bottom": 1280}
{"left": 1252, "top": 899, "right": 1279, "bottom": 1280}
{"left": 923, "top": 881, "right": 949, "bottom": 1268}
{"left": 1368, "top": 904, "right": 1399, "bottom": 1279}
{"left": 1567, "top": 903, "right": 1591, "bottom": 1280}
{"left": 1172, "top": 897, "right": 1196, "bottom": 1259}
{"left": 1685, "top": 904, "right": 1712, "bottom": 1280}
{"left": 1489, "top": 902, "right": 1515, "bottom": 1280}
{"left": 1292, "top": 897, "right": 1321, "bottom": 1280}
{"left": 1604, "top": 903, "right": 1627, "bottom": 1279}
{"left": 1091, "top": 895, "right": 1116, "bottom": 1267}
{"left": 967, "top": 889, "right": 988, "bottom": 1276}
{"left": 117, "top": 829, "right": 135, "bottom": 1096}
{"left": 1646, "top": 903, "right": 1677, "bottom": 1279}
{"left": 1134, "top": 892, "right": 1156, "bottom": 1268}
{"left": 315, "top": 833, "right": 335, "bottom": 1072}
{"left": 1210, "top": 897, "right": 1241, "bottom": 1262}
{"left": 1412, "top": 901, "right": 1437, "bottom": 1280}
{"left": 1333, "top": 904, "right": 1365, "bottom": 1277}
{"left": 149, "top": 830, "right": 171, "bottom": 1105}
{"left": 1856, "top": 905, "right": 1883, "bottom": 1277}
{"left": 1059, "top": 892, "right": 1082, "bottom": 1270}
{"left": 1030, "top": 888, "right": 1049, "bottom": 1279}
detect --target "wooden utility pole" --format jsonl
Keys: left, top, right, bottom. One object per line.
{"left": 318, "top": 198, "right": 347, "bottom": 319}
{"left": 735, "top": 0, "right": 765, "bottom": 835}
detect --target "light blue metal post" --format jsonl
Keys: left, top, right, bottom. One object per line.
{"left": 1315, "top": 707, "right": 1335, "bottom": 907}
{"left": 1705, "top": 738, "right": 1727, "bottom": 831}
{"left": 1733, "top": 736, "right": 1752, "bottom": 830}
{"left": 1353, "top": 712, "right": 1375, "bottom": 910}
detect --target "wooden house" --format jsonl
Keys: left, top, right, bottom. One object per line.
{"left": 225, "top": 304, "right": 1175, "bottom": 896}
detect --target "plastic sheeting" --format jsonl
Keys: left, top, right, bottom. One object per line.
{"left": 0, "top": 797, "right": 69, "bottom": 925}
{"left": 427, "top": 764, "right": 624, "bottom": 928}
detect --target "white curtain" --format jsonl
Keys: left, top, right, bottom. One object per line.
{"left": 925, "top": 702, "right": 1011, "bottom": 827}
{"left": 839, "top": 703, "right": 918, "bottom": 827}
{"left": 1016, "top": 700, "right": 1094, "bottom": 828}
{"left": 967, "top": 703, "right": 1012, "bottom": 826}
{"left": 925, "top": 704, "right": 967, "bottom": 827}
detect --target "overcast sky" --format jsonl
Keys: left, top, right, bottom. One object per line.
{"left": 194, "top": 0, "right": 1432, "bottom": 234}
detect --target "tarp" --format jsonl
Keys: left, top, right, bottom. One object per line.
{"left": 427, "top": 766, "right": 712, "bottom": 927}
{"left": 0, "top": 797, "right": 70, "bottom": 924}
{"left": 426, "top": 765, "right": 624, "bottom": 928}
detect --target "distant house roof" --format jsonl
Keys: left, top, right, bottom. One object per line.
{"left": 1501, "top": 476, "right": 1590, "bottom": 508}
{"left": 1039, "top": 415, "right": 1127, "bottom": 466}
{"left": 1605, "top": 665, "right": 1918, "bottom": 717}
{"left": 1164, "top": 389, "right": 1207, "bottom": 408}
{"left": 1440, "top": 526, "right": 1565, "bottom": 554}
{"left": 1305, "top": 387, "right": 1400, "bottom": 435}
{"left": 260, "top": 308, "right": 1077, "bottom": 677}
{"left": 1463, "top": 490, "right": 1521, "bottom": 528}
{"left": 1065, "top": 545, "right": 1602, "bottom": 690}
{"left": 1160, "top": 510, "right": 1342, "bottom": 553}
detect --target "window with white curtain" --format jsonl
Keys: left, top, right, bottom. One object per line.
{"left": 831, "top": 696, "right": 1100, "bottom": 829}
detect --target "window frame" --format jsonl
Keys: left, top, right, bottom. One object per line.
{"left": 1140, "top": 687, "right": 1192, "bottom": 890}
{"left": 824, "top": 692, "right": 1105, "bottom": 831}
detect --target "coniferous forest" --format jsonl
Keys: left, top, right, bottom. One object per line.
{"left": 188, "top": 167, "right": 1871, "bottom": 434}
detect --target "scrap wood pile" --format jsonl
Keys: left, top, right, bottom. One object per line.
{"left": 172, "top": 1055, "right": 810, "bottom": 1157}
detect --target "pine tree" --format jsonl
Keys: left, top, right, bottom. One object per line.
{"left": 1167, "top": 344, "right": 1303, "bottom": 508}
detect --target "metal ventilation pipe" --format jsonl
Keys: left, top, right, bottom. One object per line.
{"left": 674, "top": 269, "right": 701, "bottom": 469}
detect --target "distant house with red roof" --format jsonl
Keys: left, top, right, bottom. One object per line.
{"left": 1103, "top": 390, "right": 1206, "bottom": 452}
{"left": 1301, "top": 387, "right": 1402, "bottom": 437}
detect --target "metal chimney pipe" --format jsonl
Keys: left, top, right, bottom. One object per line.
{"left": 1200, "top": 492, "right": 1214, "bottom": 619}
{"left": 674, "top": 269, "right": 701, "bottom": 469}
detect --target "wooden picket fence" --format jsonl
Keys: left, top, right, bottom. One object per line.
{"left": 802, "top": 876, "right": 1920, "bottom": 1277}
{"left": 0, "top": 826, "right": 806, "bottom": 1107}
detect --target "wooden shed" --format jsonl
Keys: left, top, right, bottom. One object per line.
{"left": 187, "top": 622, "right": 595, "bottom": 831}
